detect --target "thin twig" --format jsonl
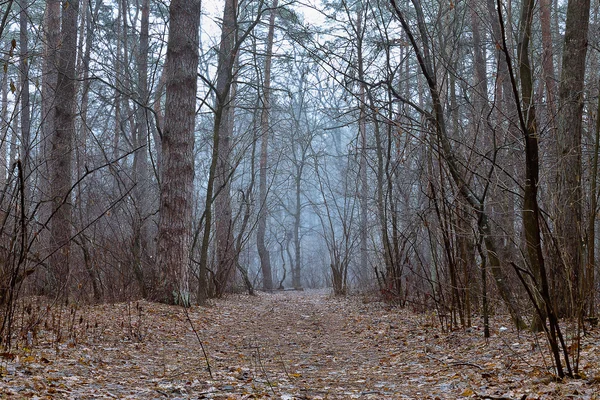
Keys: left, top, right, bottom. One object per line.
{"left": 182, "top": 306, "right": 213, "bottom": 380}
{"left": 450, "top": 361, "right": 483, "bottom": 370}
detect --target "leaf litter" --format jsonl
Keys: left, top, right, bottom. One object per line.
{"left": 1, "top": 289, "right": 600, "bottom": 399}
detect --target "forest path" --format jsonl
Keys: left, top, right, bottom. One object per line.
{"left": 2, "top": 290, "right": 599, "bottom": 399}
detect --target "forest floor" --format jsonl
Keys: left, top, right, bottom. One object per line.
{"left": 1, "top": 289, "right": 600, "bottom": 399}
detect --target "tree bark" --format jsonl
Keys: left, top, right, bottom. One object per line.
{"left": 48, "top": 0, "right": 80, "bottom": 298}
{"left": 555, "top": 0, "right": 590, "bottom": 317}
{"left": 155, "top": 0, "right": 201, "bottom": 305}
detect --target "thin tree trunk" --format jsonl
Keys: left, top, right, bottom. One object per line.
{"left": 212, "top": 0, "right": 237, "bottom": 296}
{"left": 540, "top": 0, "right": 557, "bottom": 137}
{"left": 197, "top": 0, "right": 244, "bottom": 302}
{"left": 588, "top": 87, "right": 600, "bottom": 316}
{"left": 132, "top": 0, "right": 151, "bottom": 297}
{"left": 18, "top": 0, "right": 30, "bottom": 208}
{"left": 0, "top": 46, "right": 8, "bottom": 186}
{"left": 76, "top": 0, "right": 101, "bottom": 302}
{"left": 293, "top": 171, "right": 302, "bottom": 288}
{"left": 256, "top": 0, "right": 277, "bottom": 291}
{"left": 38, "top": 0, "right": 60, "bottom": 294}
{"left": 356, "top": 8, "right": 369, "bottom": 286}
{"left": 373, "top": 107, "right": 395, "bottom": 294}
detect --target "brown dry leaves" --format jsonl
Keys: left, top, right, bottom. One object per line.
{"left": 1, "top": 290, "right": 600, "bottom": 399}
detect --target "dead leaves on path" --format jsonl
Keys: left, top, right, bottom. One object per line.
{"left": 1, "top": 290, "right": 600, "bottom": 399}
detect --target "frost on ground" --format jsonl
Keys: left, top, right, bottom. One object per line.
{"left": 1, "top": 289, "right": 600, "bottom": 399}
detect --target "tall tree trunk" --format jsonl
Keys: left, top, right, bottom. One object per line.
{"left": 47, "top": 0, "right": 79, "bottom": 298}
{"left": 588, "top": 73, "right": 600, "bottom": 316}
{"left": 112, "top": 5, "right": 122, "bottom": 171}
{"left": 212, "top": 0, "right": 237, "bottom": 296}
{"left": 38, "top": 0, "right": 60, "bottom": 294}
{"left": 513, "top": 0, "right": 548, "bottom": 332}
{"left": 0, "top": 46, "right": 7, "bottom": 186}
{"left": 132, "top": 0, "right": 151, "bottom": 297}
{"left": 555, "top": 0, "right": 590, "bottom": 317}
{"left": 18, "top": 0, "right": 30, "bottom": 208}
{"left": 155, "top": 0, "right": 201, "bottom": 305}
{"left": 257, "top": 0, "right": 277, "bottom": 291}
{"left": 356, "top": 7, "right": 369, "bottom": 286}
{"left": 373, "top": 98, "right": 394, "bottom": 293}
{"left": 75, "top": 0, "right": 102, "bottom": 302}
{"left": 470, "top": 0, "right": 494, "bottom": 331}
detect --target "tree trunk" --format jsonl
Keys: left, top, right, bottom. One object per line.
{"left": 37, "top": 0, "right": 60, "bottom": 293}
{"left": 257, "top": 0, "right": 278, "bottom": 291}
{"left": 588, "top": 77, "right": 600, "bottom": 316}
{"left": 0, "top": 45, "right": 7, "bottom": 186}
{"left": 18, "top": 0, "right": 30, "bottom": 208}
{"left": 555, "top": 0, "right": 590, "bottom": 317}
{"left": 540, "top": 0, "right": 557, "bottom": 137}
{"left": 293, "top": 173, "right": 302, "bottom": 288}
{"left": 132, "top": 0, "right": 151, "bottom": 298}
{"left": 48, "top": 0, "right": 80, "bottom": 298}
{"left": 373, "top": 108, "right": 396, "bottom": 295}
{"left": 506, "top": 0, "right": 572, "bottom": 376}
{"left": 155, "top": 0, "right": 201, "bottom": 305}
{"left": 197, "top": 0, "right": 240, "bottom": 301}
{"left": 212, "top": 0, "right": 238, "bottom": 296}
{"left": 356, "top": 8, "right": 369, "bottom": 286}
{"left": 75, "top": 0, "right": 102, "bottom": 302}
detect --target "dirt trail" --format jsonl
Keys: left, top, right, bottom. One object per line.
{"left": 1, "top": 290, "right": 599, "bottom": 399}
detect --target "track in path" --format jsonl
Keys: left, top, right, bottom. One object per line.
{"left": 2, "top": 289, "right": 598, "bottom": 399}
